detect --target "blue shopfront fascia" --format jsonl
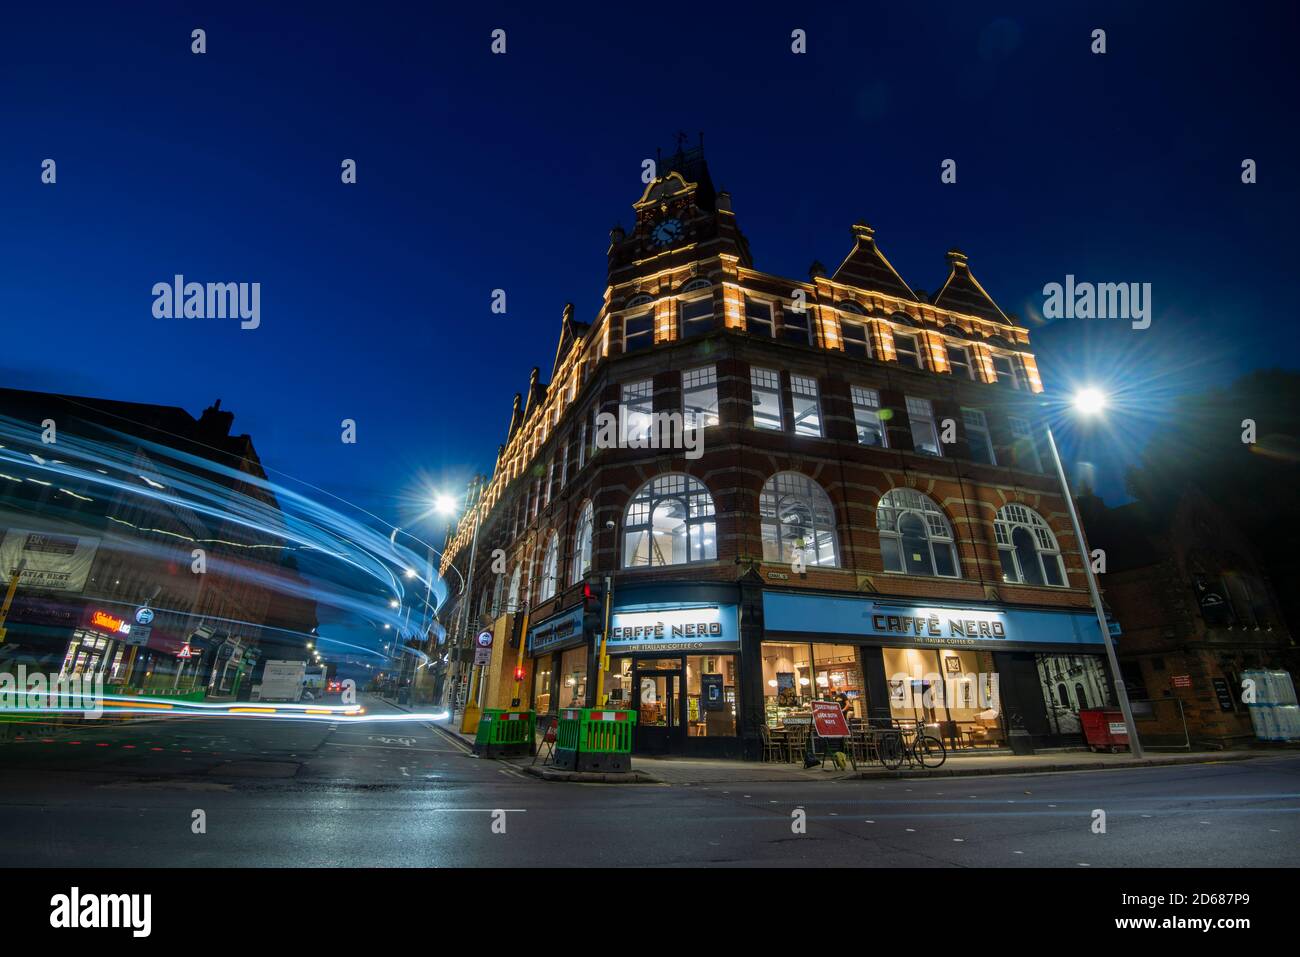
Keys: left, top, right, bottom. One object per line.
{"left": 606, "top": 602, "right": 740, "bottom": 655}
{"left": 762, "top": 592, "right": 1109, "bottom": 651}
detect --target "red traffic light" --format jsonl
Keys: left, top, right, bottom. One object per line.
{"left": 513, "top": 666, "right": 526, "bottom": 681}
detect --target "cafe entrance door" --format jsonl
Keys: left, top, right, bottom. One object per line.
{"left": 633, "top": 658, "right": 685, "bottom": 755}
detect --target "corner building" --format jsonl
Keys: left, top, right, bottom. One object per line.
{"left": 441, "top": 143, "right": 1114, "bottom": 759}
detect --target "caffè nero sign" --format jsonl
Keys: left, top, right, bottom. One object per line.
{"left": 608, "top": 606, "right": 738, "bottom": 653}
{"left": 869, "top": 609, "right": 1007, "bottom": 643}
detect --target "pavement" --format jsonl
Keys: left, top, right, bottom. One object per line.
{"left": 0, "top": 694, "right": 1295, "bottom": 867}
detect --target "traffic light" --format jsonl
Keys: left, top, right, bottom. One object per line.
{"left": 582, "top": 580, "right": 605, "bottom": 640}
{"left": 513, "top": 665, "right": 525, "bottom": 682}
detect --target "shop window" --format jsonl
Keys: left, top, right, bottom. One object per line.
{"left": 686, "top": 655, "right": 737, "bottom": 736}
{"left": 995, "top": 503, "right": 1067, "bottom": 586}
{"left": 570, "top": 500, "right": 593, "bottom": 584}
{"left": 606, "top": 658, "right": 635, "bottom": 707}
{"left": 883, "top": 646, "right": 1001, "bottom": 747}
{"left": 558, "top": 646, "right": 587, "bottom": 709}
{"left": 622, "top": 473, "right": 717, "bottom": 567}
{"left": 877, "top": 487, "right": 959, "bottom": 578}
{"left": 1038, "top": 653, "right": 1113, "bottom": 735}
{"left": 759, "top": 471, "right": 838, "bottom": 567}
{"left": 762, "top": 642, "right": 863, "bottom": 728}
{"left": 532, "top": 662, "right": 553, "bottom": 714}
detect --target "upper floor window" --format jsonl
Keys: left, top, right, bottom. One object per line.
{"left": 1008, "top": 416, "right": 1044, "bottom": 473}
{"left": 992, "top": 353, "right": 1021, "bottom": 388}
{"left": 621, "top": 380, "right": 654, "bottom": 443}
{"left": 506, "top": 564, "right": 522, "bottom": 613}
{"left": 947, "top": 345, "right": 972, "bottom": 379}
{"left": 544, "top": 459, "right": 554, "bottom": 505}
{"left": 850, "top": 386, "right": 888, "bottom": 447}
{"left": 682, "top": 366, "right": 719, "bottom": 430}
{"left": 962, "top": 408, "right": 996, "bottom": 465}
{"left": 906, "top": 396, "right": 942, "bottom": 456}
{"left": 745, "top": 298, "right": 775, "bottom": 337}
{"left": 750, "top": 367, "right": 783, "bottom": 430}
{"left": 877, "top": 488, "right": 960, "bottom": 578}
{"left": 558, "top": 442, "right": 568, "bottom": 487}
{"left": 678, "top": 280, "right": 713, "bottom": 339}
{"left": 622, "top": 473, "right": 717, "bottom": 568}
{"left": 539, "top": 532, "right": 560, "bottom": 601}
{"left": 790, "top": 374, "right": 822, "bottom": 437}
{"left": 491, "top": 570, "right": 505, "bottom": 617}
{"left": 995, "top": 504, "right": 1066, "bottom": 586}
{"left": 760, "top": 471, "right": 838, "bottom": 567}
{"left": 624, "top": 312, "right": 653, "bottom": 353}
{"left": 781, "top": 304, "right": 812, "bottom": 345}
{"left": 894, "top": 332, "right": 924, "bottom": 370}
{"left": 571, "top": 500, "right": 594, "bottom": 584}
{"left": 578, "top": 419, "right": 588, "bottom": 469}
{"left": 841, "top": 319, "right": 872, "bottom": 358}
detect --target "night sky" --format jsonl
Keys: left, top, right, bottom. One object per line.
{"left": 3, "top": 0, "right": 1297, "bottom": 529}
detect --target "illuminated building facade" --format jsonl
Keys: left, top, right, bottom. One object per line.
{"left": 440, "top": 141, "right": 1115, "bottom": 758}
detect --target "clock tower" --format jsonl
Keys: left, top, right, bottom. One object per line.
{"left": 607, "top": 134, "right": 752, "bottom": 287}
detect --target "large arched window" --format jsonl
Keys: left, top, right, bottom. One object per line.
{"left": 876, "top": 488, "right": 960, "bottom": 578}
{"left": 571, "top": 500, "right": 594, "bottom": 584}
{"left": 760, "top": 472, "right": 838, "bottom": 567}
{"left": 491, "top": 569, "right": 506, "bottom": 617}
{"left": 995, "top": 503, "right": 1067, "bottom": 586}
{"left": 622, "top": 474, "right": 716, "bottom": 568}
{"left": 506, "top": 564, "right": 522, "bottom": 613}
{"left": 539, "top": 532, "right": 560, "bottom": 601}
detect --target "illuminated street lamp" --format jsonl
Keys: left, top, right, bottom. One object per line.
{"left": 1043, "top": 387, "right": 1144, "bottom": 759}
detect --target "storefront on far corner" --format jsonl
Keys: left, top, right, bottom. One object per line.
{"left": 525, "top": 604, "right": 589, "bottom": 718}
{"left": 605, "top": 583, "right": 743, "bottom": 758}
{"left": 760, "top": 590, "right": 1116, "bottom": 751}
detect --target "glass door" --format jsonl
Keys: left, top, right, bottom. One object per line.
{"left": 634, "top": 660, "right": 685, "bottom": 754}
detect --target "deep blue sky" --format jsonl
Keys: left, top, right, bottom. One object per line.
{"left": 3, "top": 0, "right": 1297, "bottom": 529}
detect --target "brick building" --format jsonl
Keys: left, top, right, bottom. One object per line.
{"left": 1079, "top": 490, "right": 1296, "bottom": 747}
{"left": 439, "top": 141, "right": 1115, "bottom": 758}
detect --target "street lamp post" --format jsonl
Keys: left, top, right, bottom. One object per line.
{"left": 1042, "top": 400, "right": 1144, "bottom": 759}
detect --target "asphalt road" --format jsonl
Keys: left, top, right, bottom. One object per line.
{"left": 1, "top": 696, "right": 1296, "bottom": 867}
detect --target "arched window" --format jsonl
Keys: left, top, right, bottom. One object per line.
{"left": 995, "top": 504, "right": 1067, "bottom": 586}
{"left": 571, "top": 501, "right": 594, "bottom": 584}
{"left": 491, "top": 569, "right": 506, "bottom": 617}
{"left": 760, "top": 472, "right": 838, "bottom": 567}
{"left": 622, "top": 473, "right": 716, "bottom": 568}
{"left": 839, "top": 301, "right": 867, "bottom": 315}
{"left": 876, "top": 488, "right": 959, "bottom": 578}
{"left": 539, "top": 532, "right": 560, "bottom": 601}
{"left": 625, "top": 293, "right": 653, "bottom": 309}
{"left": 506, "top": 564, "right": 522, "bottom": 613}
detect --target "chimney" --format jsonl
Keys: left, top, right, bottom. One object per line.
{"left": 198, "top": 399, "right": 234, "bottom": 438}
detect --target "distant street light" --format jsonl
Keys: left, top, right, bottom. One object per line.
{"left": 1044, "top": 387, "right": 1144, "bottom": 759}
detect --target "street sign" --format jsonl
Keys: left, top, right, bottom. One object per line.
{"left": 473, "top": 646, "right": 491, "bottom": 666}
{"left": 134, "top": 606, "right": 154, "bottom": 625}
{"left": 1171, "top": 674, "right": 1192, "bottom": 689}
{"left": 811, "top": 700, "right": 850, "bottom": 738}
{"left": 475, "top": 630, "right": 493, "bottom": 648}
{"left": 176, "top": 644, "right": 194, "bottom": 659}
{"left": 123, "top": 624, "right": 151, "bottom": 647}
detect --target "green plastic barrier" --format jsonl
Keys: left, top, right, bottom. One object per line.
{"left": 472, "top": 709, "right": 535, "bottom": 757}
{"left": 553, "top": 708, "right": 636, "bottom": 772}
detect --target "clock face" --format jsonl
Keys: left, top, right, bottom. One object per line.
{"left": 650, "top": 217, "right": 683, "bottom": 247}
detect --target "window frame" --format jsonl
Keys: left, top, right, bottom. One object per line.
{"left": 745, "top": 297, "right": 775, "bottom": 338}
{"left": 962, "top": 407, "right": 997, "bottom": 465}
{"left": 571, "top": 500, "right": 594, "bottom": 584}
{"left": 621, "top": 473, "right": 717, "bottom": 569}
{"left": 790, "top": 374, "right": 822, "bottom": 437}
{"left": 760, "top": 471, "right": 839, "bottom": 568}
{"left": 906, "top": 396, "right": 942, "bottom": 456}
{"left": 678, "top": 279, "right": 714, "bottom": 339}
{"left": 995, "top": 503, "right": 1067, "bottom": 587}
{"left": 682, "top": 365, "right": 719, "bottom": 431}
{"left": 894, "top": 331, "right": 924, "bottom": 370}
{"left": 876, "top": 488, "right": 961, "bottom": 579}
{"left": 750, "top": 367, "right": 783, "bottom": 431}
{"left": 850, "top": 385, "right": 888, "bottom": 448}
